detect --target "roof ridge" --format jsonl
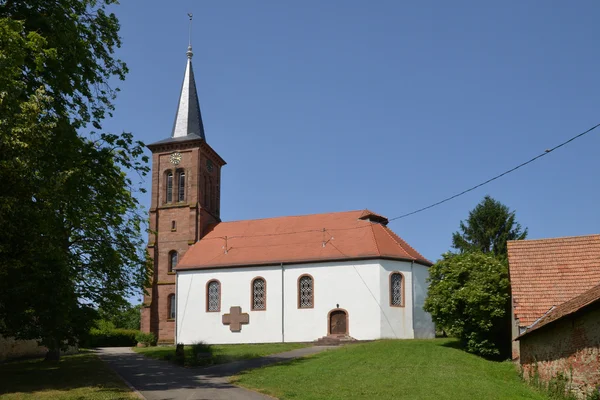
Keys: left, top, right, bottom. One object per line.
{"left": 379, "top": 224, "right": 430, "bottom": 264}
{"left": 217, "top": 209, "right": 364, "bottom": 225}
{"left": 508, "top": 233, "right": 600, "bottom": 244}
{"left": 369, "top": 223, "right": 381, "bottom": 256}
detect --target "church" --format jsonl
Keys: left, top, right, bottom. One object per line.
{"left": 141, "top": 42, "right": 435, "bottom": 345}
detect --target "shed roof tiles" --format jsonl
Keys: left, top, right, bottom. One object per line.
{"left": 507, "top": 234, "right": 600, "bottom": 327}
{"left": 517, "top": 282, "right": 600, "bottom": 339}
{"left": 178, "top": 210, "right": 431, "bottom": 270}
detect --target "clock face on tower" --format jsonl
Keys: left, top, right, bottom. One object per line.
{"left": 169, "top": 152, "right": 182, "bottom": 165}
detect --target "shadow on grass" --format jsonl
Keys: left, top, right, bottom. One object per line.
{"left": 439, "top": 338, "right": 462, "bottom": 350}
{"left": 0, "top": 352, "right": 131, "bottom": 397}
{"left": 438, "top": 338, "right": 510, "bottom": 362}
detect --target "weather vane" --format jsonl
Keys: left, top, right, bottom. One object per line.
{"left": 187, "top": 13, "right": 193, "bottom": 58}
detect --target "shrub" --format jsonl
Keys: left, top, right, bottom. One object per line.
{"left": 424, "top": 252, "right": 511, "bottom": 359}
{"left": 85, "top": 328, "right": 139, "bottom": 347}
{"left": 191, "top": 341, "right": 212, "bottom": 359}
{"left": 135, "top": 331, "right": 157, "bottom": 347}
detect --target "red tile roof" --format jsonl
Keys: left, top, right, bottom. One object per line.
{"left": 178, "top": 210, "right": 431, "bottom": 270}
{"left": 517, "top": 283, "right": 600, "bottom": 339}
{"left": 507, "top": 234, "right": 600, "bottom": 327}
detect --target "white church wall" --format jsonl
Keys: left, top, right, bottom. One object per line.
{"left": 379, "top": 260, "right": 414, "bottom": 339}
{"left": 283, "top": 260, "right": 383, "bottom": 342}
{"left": 176, "top": 258, "right": 433, "bottom": 345}
{"left": 412, "top": 263, "right": 435, "bottom": 338}
{"left": 176, "top": 266, "right": 283, "bottom": 344}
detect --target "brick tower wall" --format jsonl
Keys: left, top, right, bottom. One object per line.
{"left": 141, "top": 140, "right": 224, "bottom": 344}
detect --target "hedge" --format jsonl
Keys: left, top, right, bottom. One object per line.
{"left": 84, "top": 328, "right": 139, "bottom": 347}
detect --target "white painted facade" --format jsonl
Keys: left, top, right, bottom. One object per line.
{"left": 176, "top": 259, "right": 434, "bottom": 344}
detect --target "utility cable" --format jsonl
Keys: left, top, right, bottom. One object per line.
{"left": 388, "top": 122, "right": 600, "bottom": 222}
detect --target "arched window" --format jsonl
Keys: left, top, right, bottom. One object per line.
{"left": 168, "top": 294, "right": 176, "bottom": 319}
{"left": 168, "top": 251, "right": 178, "bottom": 273}
{"left": 298, "top": 274, "right": 314, "bottom": 309}
{"left": 166, "top": 171, "right": 173, "bottom": 203}
{"left": 251, "top": 277, "right": 266, "bottom": 311}
{"left": 177, "top": 170, "right": 185, "bottom": 202}
{"left": 390, "top": 272, "right": 404, "bottom": 307}
{"left": 206, "top": 280, "right": 221, "bottom": 312}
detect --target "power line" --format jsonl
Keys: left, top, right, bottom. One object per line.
{"left": 388, "top": 122, "right": 600, "bottom": 222}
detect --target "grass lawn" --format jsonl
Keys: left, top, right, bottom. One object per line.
{"left": 133, "top": 342, "right": 310, "bottom": 367}
{"left": 0, "top": 352, "right": 135, "bottom": 400}
{"left": 232, "top": 339, "right": 548, "bottom": 400}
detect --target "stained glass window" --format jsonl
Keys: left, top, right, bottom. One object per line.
{"left": 252, "top": 278, "right": 266, "bottom": 310}
{"left": 391, "top": 273, "right": 403, "bottom": 306}
{"left": 299, "top": 275, "right": 313, "bottom": 308}
{"left": 207, "top": 280, "right": 220, "bottom": 312}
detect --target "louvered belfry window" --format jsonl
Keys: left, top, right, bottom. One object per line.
{"left": 168, "top": 251, "right": 178, "bottom": 273}
{"left": 391, "top": 273, "right": 403, "bottom": 306}
{"left": 168, "top": 294, "right": 176, "bottom": 319}
{"left": 298, "top": 275, "right": 313, "bottom": 308}
{"left": 207, "top": 280, "right": 220, "bottom": 312}
{"left": 252, "top": 278, "right": 266, "bottom": 310}
{"left": 166, "top": 172, "right": 173, "bottom": 203}
{"left": 178, "top": 171, "right": 185, "bottom": 202}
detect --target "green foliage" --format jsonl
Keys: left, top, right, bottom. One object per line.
{"left": 98, "top": 303, "right": 142, "bottom": 330}
{"left": 587, "top": 388, "right": 600, "bottom": 400}
{"left": 424, "top": 252, "right": 512, "bottom": 358}
{"left": 527, "top": 365, "right": 578, "bottom": 400}
{"left": 0, "top": 1, "right": 150, "bottom": 359}
{"left": 85, "top": 328, "right": 139, "bottom": 348}
{"left": 135, "top": 332, "right": 157, "bottom": 347}
{"left": 452, "top": 195, "right": 527, "bottom": 258}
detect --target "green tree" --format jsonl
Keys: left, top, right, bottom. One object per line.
{"left": 0, "top": 1, "right": 149, "bottom": 360}
{"left": 98, "top": 303, "right": 142, "bottom": 331}
{"left": 424, "top": 252, "right": 511, "bottom": 359}
{"left": 452, "top": 195, "right": 527, "bottom": 259}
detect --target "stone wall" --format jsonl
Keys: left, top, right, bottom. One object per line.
{"left": 0, "top": 336, "right": 46, "bottom": 362}
{"left": 519, "top": 304, "right": 600, "bottom": 399}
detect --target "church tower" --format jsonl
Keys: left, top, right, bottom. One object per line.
{"left": 141, "top": 42, "right": 226, "bottom": 344}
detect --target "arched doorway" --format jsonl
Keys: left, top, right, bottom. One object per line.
{"left": 328, "top": 309, "right": 348, "bottom": 336}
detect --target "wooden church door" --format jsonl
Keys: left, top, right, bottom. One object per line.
{"left": 329, "top": 310, "right": 347, "bottom": 335}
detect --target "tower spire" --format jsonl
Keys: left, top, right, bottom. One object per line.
{"left": 171, "top": 12, "right": 205, "bottom": 141}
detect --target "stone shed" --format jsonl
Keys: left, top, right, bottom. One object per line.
{"left": 516, "top": 283, "right": 600, "bottom": 399}
{"left": 508, "top": 234, "right": 600, "bottom": 360}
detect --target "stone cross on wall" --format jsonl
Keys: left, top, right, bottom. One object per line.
{"left": 222, "top": 306, "right": 249, "bottom": 332}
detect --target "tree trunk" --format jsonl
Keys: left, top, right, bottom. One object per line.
{"left": 44, "top": 338, "right": 61, "bottom": 361}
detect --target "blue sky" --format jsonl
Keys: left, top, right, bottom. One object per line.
{"left": 104, "top": 1, "right": 599, "bottom": 276}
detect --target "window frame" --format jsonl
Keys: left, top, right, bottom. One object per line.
{"left": 165, "top": 171, "right": 174, "bottom": 203}
{"left": 206, "top": 279, "right": 221, "bottom": 312}
{"left": 389, "top": 271, "right": 405, "bottom": 308}
{"left": 297, "top": 274, "right": 314, "bottom": 309}
{"left": 168, "top": 250, "right": 178, "bottom": 273}
{"left": 177, "top": 169, "right": 185, "bottom": 202}
{"left": 251, "top": 277, "right": 267, "bottom": 311}
{"left": 167, "top": 293, "right": 176, "bottom": 320}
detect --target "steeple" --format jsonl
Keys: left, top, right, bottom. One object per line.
{"left": 171, "top": 14, "right": 205, "bottom": 141}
